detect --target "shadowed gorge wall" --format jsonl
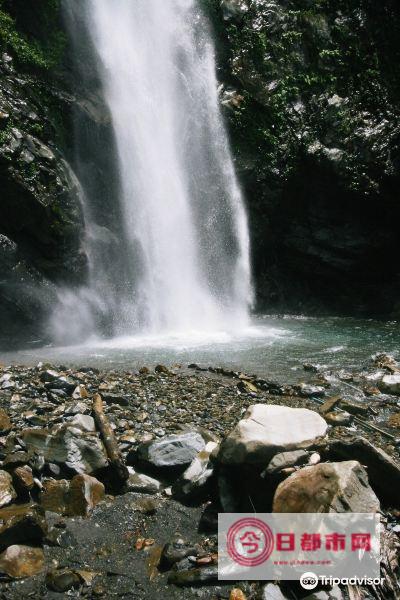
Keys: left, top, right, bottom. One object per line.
{"left": 207, "top": 0, "right": 400, "bottom": 316}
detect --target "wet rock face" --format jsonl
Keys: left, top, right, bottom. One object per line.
{"left": 273, "top": 461, "right": 380, "bottom": 513}
{"left": 219, "top": 404, "right": 327, "bottom": 465}
{"left": 0, "top": 52, "right": 86, "bottom": 347}
{"left": 210, "top": 0, "right": 400, "bottom": 315}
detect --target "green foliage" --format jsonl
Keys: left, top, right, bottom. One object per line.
{"left": 0, "top": 0, "right": 65, "bottom": 70}
{"left": 222, "top": 0, "right": 400, "bottom": 195}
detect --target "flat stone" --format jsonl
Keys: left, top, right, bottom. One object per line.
{"left": 298, "top": 384, "right": 326, "bottom": 397}
{"left": 39, "top": 369, "right": 61, "bottom": 383}
{"left": 21, "top": 426, "right": 108, "bottom": 474}
{"left": 136, "top": 432, "right": 205, "bottom": 471}
{"left": 273, "top": 461, "right": 380, "bottom": 513}
{"left": 237, "top": 380, "right": 258, "bottom": 393}
{"left": 219, "top": 405, "right": 327, "bottom": 465}
{"left": 263, "top": 450, "right": 310, "bottom": 475}
{"left": 2, "top": 451, "right": 33, "bottom": 470}
{"left": 125, "top": 468, "right": 161, "bottom": 494}
{"left": 0, "top": 470, "right": 16, "bottom": 508}
{"left": 0, "top": 545, "right": 44, "bottom": 578}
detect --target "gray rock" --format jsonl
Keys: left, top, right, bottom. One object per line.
{"left": 379, "top": 374, "right": 400, "bottom": 395}
{"left": 219, "top": 404, "right": 327, "bottom": 466}
{"left": 136, "top": 432, "right": 205, "bottom": 471}
{"left": 263, "top": 583, "right": 289, "bottom": 599}
{"left": 125, "top": 468, "right": 161, "bottom": 494}
{"left": 263, "top": 450, "right": 310, "bottom": 475}
{"left": 173, "top": 441, "right": 218, "bottom": 499}
{"left": 20, "top": 426, "right": 108, "bottom": 474}
{"left": 303, "top": 585, "right": 343, "bottom": 600}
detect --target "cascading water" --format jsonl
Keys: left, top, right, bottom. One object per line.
{"left": 53, "top": 0, "right": 253, "bottom": 343}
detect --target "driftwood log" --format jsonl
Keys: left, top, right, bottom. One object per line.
{"left": 93, "top": 393, "right": 129, "bottom": 487}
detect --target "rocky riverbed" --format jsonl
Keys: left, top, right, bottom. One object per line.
{"left": 0, "top": 355, "right": 398, "bottom": 598}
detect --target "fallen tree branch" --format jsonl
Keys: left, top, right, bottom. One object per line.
{"left": 92, "top": 393, "right": 129, "bottom": 485}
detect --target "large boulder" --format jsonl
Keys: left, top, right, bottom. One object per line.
{"left": 273, "top": 461, "right": 380, "bottom": 513}
{"left": 219, "top": 404, "right": 327, "bottom": 466}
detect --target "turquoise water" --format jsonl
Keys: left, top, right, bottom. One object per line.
{"left": 1, "top": 315, "right": 399, "bottom": 384}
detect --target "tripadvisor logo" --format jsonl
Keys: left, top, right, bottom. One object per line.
{"left": 300, "top": 572, "right": 319, "bottom": 590}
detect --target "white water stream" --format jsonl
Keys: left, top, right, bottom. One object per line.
{"left": 53, "top": 0, "right": 252, "bottom": 344}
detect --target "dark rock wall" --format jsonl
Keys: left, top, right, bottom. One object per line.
{"left": 206, "top": 0, "right": 400, "bottom": 316}
{"left": 0, "top": 0, "right": 88, "bottom": 345}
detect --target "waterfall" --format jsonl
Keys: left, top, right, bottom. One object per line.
{"left": 53, "top": 0, "right": 253, "bottom": 343}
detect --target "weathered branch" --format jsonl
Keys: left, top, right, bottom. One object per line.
{"left": 92, "top": 393, "right": 129, "bottom": 485}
